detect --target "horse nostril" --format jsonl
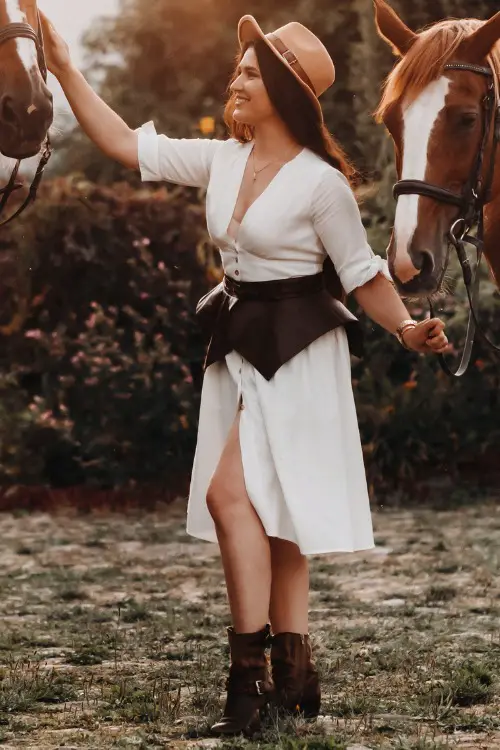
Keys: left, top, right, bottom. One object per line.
{"left": 0, "top": 96, "right": 17, "bottom": 126}
{"left": 411, "top": 249, "right": 435, "bottom": 278}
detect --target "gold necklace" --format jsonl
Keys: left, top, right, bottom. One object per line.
{"left": 252, "top": 150, "right": 277, "bottom": 182}
{"left": 251, "top": 147, "right": 297, "bottom": 182}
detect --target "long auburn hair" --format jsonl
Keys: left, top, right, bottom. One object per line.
{"left": 223, "top": 40, "right": 357, "bottom": 187}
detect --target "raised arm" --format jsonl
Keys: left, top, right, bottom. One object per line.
{"left": 40, "top": 11, "right": 137, "bottom": 169}
{"left": 61, "top": 67, "right": 138, "bottom": 169}
{"left": 40, "top": 11, "right": 222, "bottom": 187}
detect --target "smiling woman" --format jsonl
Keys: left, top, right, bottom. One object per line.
{"left": 39, "top": 7, "right": 451, "bottom": 740}
{"left": 0, "top": 0, "right": 53, "bottom": 159}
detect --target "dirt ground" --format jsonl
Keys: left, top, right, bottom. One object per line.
{"left": 0, "top": 495, "right": 499, "bottom": 749}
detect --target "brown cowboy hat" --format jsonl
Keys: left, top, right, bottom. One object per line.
{"left": 237, "top": 15, "right": 336, "bottom": 119}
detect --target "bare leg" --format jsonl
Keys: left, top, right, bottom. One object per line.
{"left": 206, "top": 410, "right": 271, "bottom": 633}
{"left": 269, "top": 537, "right": 309, "bottom": 634}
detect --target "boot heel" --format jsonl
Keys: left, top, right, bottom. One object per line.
{"left": 210, "top": 624, "right": 274, "bottom": 738}
{"left": 242, "top": 708, "right": 262, "bottom": 737}
{"left": 299, "top": 672, "right": 321, "bottom": 718}
{"left": 299, "top": 694, "right": 321, "bottom": 718}
{"left": 259, "top": 701, "right": 272, "bottom": 720}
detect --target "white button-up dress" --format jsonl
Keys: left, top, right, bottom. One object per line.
{"left": 137, "top": 122, "right": 392, "bottom": 555}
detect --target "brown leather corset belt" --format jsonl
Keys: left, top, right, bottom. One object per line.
{"left": 196, "top": 270, "right": 363, "bottom": 381}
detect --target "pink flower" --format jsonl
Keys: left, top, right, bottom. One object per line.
{"left": 25, "top": 330, "right": 43, "bottom": 340}
{"left": 133, "top": 237, "right": 151, "bottom": 248}
{"left": 71, "top": 351, "right": 85, "bottom": 365}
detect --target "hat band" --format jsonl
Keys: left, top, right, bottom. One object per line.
{"left": 267, "top": 32, "right": 316, "bottom": 95}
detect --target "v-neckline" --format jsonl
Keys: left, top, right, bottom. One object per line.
{"left": 225, "top": 141, "right": 305, "bottom": 243}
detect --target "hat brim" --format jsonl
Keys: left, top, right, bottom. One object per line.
{"left": 237, "top": 15, "right": 323, "bottom": 120}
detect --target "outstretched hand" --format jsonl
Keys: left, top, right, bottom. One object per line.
{"left": 39, "top": 10, "right": 73, "bottom": 79}
{"left": 403, "top": 317, "right": 450, "bottom": 354}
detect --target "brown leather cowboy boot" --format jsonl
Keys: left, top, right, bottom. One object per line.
{"left": 270, "top": 632, "right": 321, "bottom": 718}
{"left": 211, "top": 624, "right": 274, "bottom": 737}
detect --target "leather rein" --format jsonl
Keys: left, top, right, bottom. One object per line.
{"left": 393, "top": 62, "right": 500, "bottom": 377}
{"left": 0, "top": 7, "right": 52, "bottom": 227}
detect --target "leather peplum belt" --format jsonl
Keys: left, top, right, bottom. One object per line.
{"left": 195, "top": 269, "right": 363, "bottom": 381}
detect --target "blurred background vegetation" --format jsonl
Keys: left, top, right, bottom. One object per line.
{"left": 0, "top": 0, "right": 498, "bottom": 506}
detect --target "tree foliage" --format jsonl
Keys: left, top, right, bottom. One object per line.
{"left": 57, "top": 0, "right": 499, "bottom": 184}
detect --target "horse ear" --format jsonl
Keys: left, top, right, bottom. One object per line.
{"left": 463, "top": 11, "right": 500, "bottom": 63}
{"left": 373, "top": 0, "right": 418, "bottom": 57}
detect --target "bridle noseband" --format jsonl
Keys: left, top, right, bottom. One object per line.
{"left": 392, "top": 62, "right": 500, "bottom": 377}
{"left": 0, "top": 20, "right": 47, "bottom": 79}
{"left": 0, "top": 7, "right": 52, "bottom": 227}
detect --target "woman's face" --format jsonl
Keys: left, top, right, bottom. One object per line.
{"left": 230, "top": 46, "right": 275, "bottom": 126}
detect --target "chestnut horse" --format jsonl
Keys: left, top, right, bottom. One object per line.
{"left": 373, "top": 0, "right": 500, "bottom": 301}
{"left": 0, "top": 0, "right": 52, "bottom": 159}
{"left": 0, "top": 0, "right": 53, "bottom": 224}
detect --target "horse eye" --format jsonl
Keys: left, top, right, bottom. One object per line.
{"left": 458, "top": 113, "right": 478, "bottom": 130}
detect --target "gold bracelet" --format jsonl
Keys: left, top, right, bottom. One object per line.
{"left": 395, "top": 319, "right": 417, "bottom": 349}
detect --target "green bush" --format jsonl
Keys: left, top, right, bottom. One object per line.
{"left": 0, "top": 178, "right": 217, "bottom": 487}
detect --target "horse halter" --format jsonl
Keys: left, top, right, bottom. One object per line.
{"left": 392, "top": 62, "right": 500, "bottom": 376}
{"left": 0, "top": 7, "right": 52, "bottom": 227}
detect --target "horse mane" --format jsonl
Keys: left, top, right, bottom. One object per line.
{"left": 375, "top": 19, "right": 500, "bottom": 121}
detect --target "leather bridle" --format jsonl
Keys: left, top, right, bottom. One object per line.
{"left": 0, "top": 3, "right": 52, "bottom": 227}
{"left": 393, "top": 62, "right": 500, "bottom": 377}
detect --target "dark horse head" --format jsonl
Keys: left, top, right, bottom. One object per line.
{"left": 0, "top": 0, "right": 53, "bottom": 160}
{"left": 373, "top": 0, "right": 500, "bottom": 297}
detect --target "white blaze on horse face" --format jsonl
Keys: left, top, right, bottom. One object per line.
{"left": 394, "top": 76, "right": 450, "bottom": 282}
{"left": 5, "top": 0, "right": 39, "bottom": 76}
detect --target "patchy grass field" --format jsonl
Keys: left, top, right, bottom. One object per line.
{"left": 0, "top": 496, "right": 499, "bottom": 749}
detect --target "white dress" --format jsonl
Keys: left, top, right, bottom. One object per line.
{"left": 137, "top": 122, "right": 392, "bottom": 556}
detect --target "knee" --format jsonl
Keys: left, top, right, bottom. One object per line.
{"left": 206, "top": 479, "right": 241, "bottom": 525}
{"left": 270, "top": 537, "right": 306, "bottom": 566}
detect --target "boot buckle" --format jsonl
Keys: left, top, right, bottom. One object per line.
{"left": 255, "top": 680, "right": 264, "bottom": 695}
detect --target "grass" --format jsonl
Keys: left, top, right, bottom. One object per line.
{"left": 0, "top": 497, "right": 499, "bottom": 748}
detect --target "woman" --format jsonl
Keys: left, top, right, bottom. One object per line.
{"left": 40, "top": 11, "right": 449, "bottom": 738}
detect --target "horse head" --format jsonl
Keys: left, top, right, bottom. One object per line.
{"left": 0, "top": 0, "right": 53, "bottom": 160}
{"left": 374, "top": 0, "right": 500, "bottom": 297}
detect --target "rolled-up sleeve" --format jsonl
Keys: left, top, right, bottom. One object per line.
{"left": 311, "top": 168, "right": 392, "bottom": 295}
{"left": 135, "top": 121, "right": 223, "bottom": 189}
